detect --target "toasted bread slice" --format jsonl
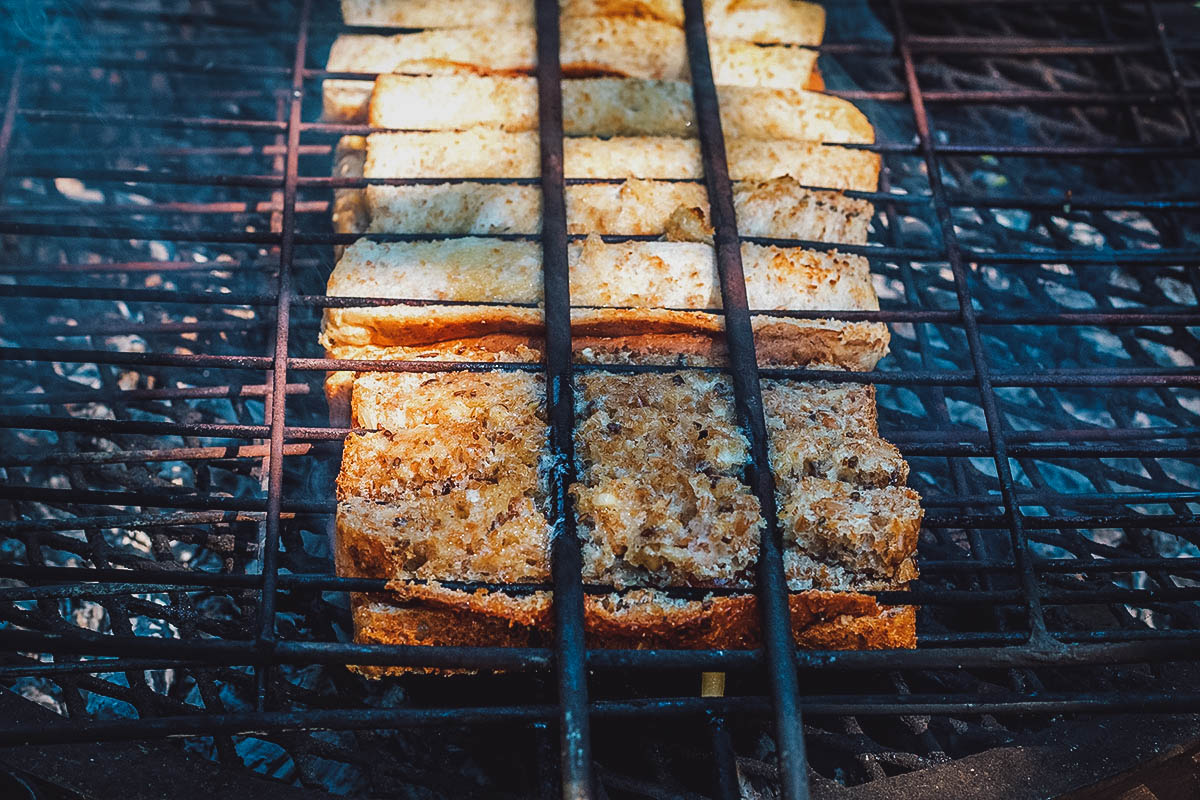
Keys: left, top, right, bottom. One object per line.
{"left": 340, "top": 0, "right": 825, "bottom": 46}
{"left": 362, "top": 131, "right": 880, "bottom": 192}
{"left": 337, "top": 371, "right": 552, "bottom": 584}
{"left": 368, "top": 76, "right": 873, "bottom": 144}
{"left": 319, "top": 237, "right": 889, "bottom": 373}
{"left": 356, "top": 177, "right": 872, "bottom": 243}
{"left": 323, "top": 18, "right": 818, "bottom": 121}
{"left": 349, "top": 589, "right": 915, "bottom": 677}
{"left": 335, "top": 370, "right": 920, "bottom": 675}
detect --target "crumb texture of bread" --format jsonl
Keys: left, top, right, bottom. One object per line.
{"left": 333, "top": 368, "right": 921, "bottom": 673}
{"left": 331, "top": 137, "right": 368, "bottom": 245}
{"left": 369, "top": 76, "right": 872, "bottom": 144}
{"left": 572, "top": 372, "right": 762, "bottom": 588}
{"left": 362, "top": 131, "right": 879, "bottom": 191}
{"left": 324, "top": 236, "right": 877, "bottom": 318}
{"left": 333, "top": 371, "right": 920, "bottom": 593}
{"left": 336, "top": 372, "right": 552, "bottom": 583}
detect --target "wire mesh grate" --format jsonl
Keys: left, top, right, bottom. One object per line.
{"left": 0, "top": 1, "right": 1198, "bottom": 798}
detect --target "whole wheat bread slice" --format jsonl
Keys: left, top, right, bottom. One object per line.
{"left": 368, "top": 75, "right": 873, "bottom": 143}
{"left": 337, "top": 371, "right": 919, "bottom": 589}
{"left": 335, "top": 370, "right": 919, "bottom": 675}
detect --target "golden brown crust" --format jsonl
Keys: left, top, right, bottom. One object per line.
{"left": 348, "top": 586, "right": 915, "bottom": 677}
{"left": 322, "top": 307, "right": 887, "bottom": 371}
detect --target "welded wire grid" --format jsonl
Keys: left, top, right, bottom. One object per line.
{"left": 0, "top": 0, "right": 1198, "bottom": 798}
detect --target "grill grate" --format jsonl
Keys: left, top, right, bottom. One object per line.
{"left": 1, "top": 0, "right": 1199, "bottom": 798}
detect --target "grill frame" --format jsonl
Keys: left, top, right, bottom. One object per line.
{"left": 0, "top": 1, "right": 1198, "bottom": 798}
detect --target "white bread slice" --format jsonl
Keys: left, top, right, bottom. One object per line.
{"left": 319, "top": 237, "right": 889, "bottom": 373}
{"left": 340, "top": 0, "right": 825, "bottom": 46}
{"left": 322, "top": 19, "right": 818, "bottom": 121}
{"left": 368, "top": 76, "right": 873, "bottom": 144}
{"left": 361, "top": 178, "right": 873, "bottom": 243}
{"left": 325, "top": 236, "right": 878, "bottom": 313}
{"left": 363, "top": 132, "right": 880, "bottom": 192}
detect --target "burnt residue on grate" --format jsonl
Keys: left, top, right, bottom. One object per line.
{"left": 0, "top": 0, "right": 1199, "bottom": 798}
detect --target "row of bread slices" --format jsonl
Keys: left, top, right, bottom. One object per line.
{"left": 324, "top": 0, "right": 921, "bottom": 669}
{"left": 321, "top": 1, "right": 890, "bottom": 393}
{"left": 325, "top": 0, "right": 830, "bottom": 120}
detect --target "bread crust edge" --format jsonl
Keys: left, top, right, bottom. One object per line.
{"left": 347, "top": 585, "right": 917, "bottom": 677}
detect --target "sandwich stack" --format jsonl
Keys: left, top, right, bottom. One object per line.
{"left": 321, "top": 0, "right": 923, "bottom": 676}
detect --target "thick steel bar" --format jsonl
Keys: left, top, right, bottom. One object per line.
{"left": 0, "top": 259, "right": 283, "bottom": 275}
{"left": 0, "top": 510, "right": 274, "bottom": 533}
{"left": 16, "top": 108, "right": 287, "bottom": 132}
{"left": 3, "top": 411, "right": 1198, "bottom": 458}
{"left": 0, "top": 442, "right": 320, "bottom": 467}
{"left": 7, "top": 549, "right": 1200, "bottom": 589}
{"left": 7, "top": 570, "right": 1200, "bottom": 608}
{"left": 0, "top": 220, "right": 282, "bottom": 243}
{"left": 6, "top": 166, "right": 285, "bottom": 187}
{"left": 5, "top": 213, "right": 1197, "bottom": 265}
{"left": 0, "top": 485, "right": 327, "bottom": 514}
{"left": 0, "top": 287, "right": 275, "bottom": 304}
{"left": 533, "top": 1, "right": 594, "bottom": 796}
{"left": 0, "top": 415, "right": 346, "bottom": 441}
{"left": 680, "top": 0, "right": 808, "bottom": 796}
{"left": 707, "top": 713, "right": 741, "bottom": 800}
{"left": 2, "top": 618, "right": 1198, "bottom": 671}
{"left": 0, "top": 627, "right": 1189, "bottom": 678}
{"left": 0, "top": 383, "right": 309, "bottom": 408}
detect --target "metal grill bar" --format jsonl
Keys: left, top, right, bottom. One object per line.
{"left": 5, "top": 217, "right": 1200, "bottom": 265}
{"left": 8, "top": 573, "right": 1200, "bottom": 610}
{"left": 5, "top": 690, "right": 1200, "bottom": 749}
{"left": 680, "top": 0, "right": 808, "bottom": 796}
{"left": 534, "top": 0, "right": 593, "bottom": 795}
{"left": 2, "top": 0, "right": 1200, "bottom": 795}
{"left": 1145, "top": 0, "right": 1200, "bottom": 144}
{"left": 6, "top": 191, "right": 1200, "bottom": 214}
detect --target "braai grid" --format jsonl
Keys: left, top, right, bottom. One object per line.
{"left": 0, "top": 0, "right": 1199, "bottom": 798}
